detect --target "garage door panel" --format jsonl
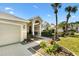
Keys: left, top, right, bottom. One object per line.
{"left": 0, "top": 22, "right": 21, "bottom": 46}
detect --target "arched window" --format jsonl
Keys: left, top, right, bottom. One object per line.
{"left": 35, "top": 20, "right": 40, "bottom": 25}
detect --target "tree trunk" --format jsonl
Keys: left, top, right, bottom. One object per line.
{"left": 56, "top": 13, "right": 58, "bottom": 37}
{"left": 65, "top": 18, "right": 69, "bottom": 35}
{"left": 55, "top": 13, "right": 60, "bottom": 41}
{"left": 65, "top": 13, "right": 70, "bottom": 35}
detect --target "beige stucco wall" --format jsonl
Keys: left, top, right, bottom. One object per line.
{"left": 0, "top": 18, "right": 27, "bottom": 42}
{"left": 0, "top": 13, "right": 42, "bottom": 42}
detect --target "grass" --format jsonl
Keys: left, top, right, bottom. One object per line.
{"left": 57, "top": 33, "right": 79, "bottom": 55}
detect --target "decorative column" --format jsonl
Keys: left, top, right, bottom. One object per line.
{"left": 32, "top": 21, "right": 35, "bottom": 36}
{"left": 39, "top": 23, "right": 41, "bottom": 37}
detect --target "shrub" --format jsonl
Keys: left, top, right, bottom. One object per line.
{"left": 40, "top": 41, "right": 47, "bottom": 48}
{"left": 45, "top": 45, "right": 54, "bottom": 55}
{"left": 53, "top": 43, "right": 59, "bottom": 52}
{"left": 45, "top": 43, "right": 60, "bottom": 55}
{"left": 69, "top": 29, "right": 76, "bottom": 32}
{"left": 45, "top": 47, "right": 50, "bottom": 54}
{"left": 68, "top": 29, "right": 76, "bottom": 35}
{"left": 40, "top": 40, "right": 60, "bottom": 55}
{"left": 41, "top": 29, "right": 54, "bottom": 38}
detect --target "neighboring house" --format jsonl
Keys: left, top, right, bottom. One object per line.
{"left": 41, "top": 21, "right": 55, "bottom": 31}
{"left": 68, "top": 24, "right": 79, "bottom": 31}
{"left": 0, "top": 12, "right": 42, "bottom": 46}
{"left": 58, "top": 28, "right": 63, "bottom": 32}
{"left": 49, "top": 23, "right": 55, "bottom": 30}
{"left": 41, "top": 21, "right": 50, "bottom": 31}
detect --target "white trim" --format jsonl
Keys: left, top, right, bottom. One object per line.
{"left": 0, "top": 20, "right": 24, "bottom": 42}
{"left": 25, "top": 24, "right": 27, "bottom": 39}
{"left": 21, "top": 25, "right": 24, "bottom": 41}
{"left": 0, "top": 20, "right": 22, "bottom": 26}
{"left": 32, "top": 20, "right": 35, "bottom": 36}
{"left": 0, "top": 12, "right": 27, "bottom": 22}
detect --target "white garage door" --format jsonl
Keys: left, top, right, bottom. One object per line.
{"left": 0, "top": 22, "right": 21, "bottom": 46}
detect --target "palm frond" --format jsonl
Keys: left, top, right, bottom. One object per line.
{"left": 71, "top": 6, "right": 78, "bottom": 13}
{"left": 65, "top": 6, "right": 78, "bottom": 13}
{"left": 65, "top": 6, "right": 72, "bottom": 12}
{"left": 51, "top": 3, "right": 61, "bottom": 8}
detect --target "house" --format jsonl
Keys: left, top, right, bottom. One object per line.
{"left": 41, "top": 21, "right": 55, "bottom": 31}
{"left": 41, "top": 21, "right": 50, "bottom": 31}
{"left": 0, "top": 12, "right": 42, "bottom": 46}
{"left": 48, "top": 23, "right": 55, "bottom": 30}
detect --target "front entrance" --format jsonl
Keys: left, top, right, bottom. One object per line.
{"left": 27, "top": 18, "right": 41, "bottom": 38}
{"left": 28, "top": 23, "right": 40, "bottom": 37}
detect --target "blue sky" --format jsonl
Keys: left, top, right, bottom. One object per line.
{"left": 0, "top": 3, "right": 79, "bottom": 24}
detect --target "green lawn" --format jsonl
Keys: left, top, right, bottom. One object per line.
{"left": 57, "top": 34, "right": 79, "bottom": 56}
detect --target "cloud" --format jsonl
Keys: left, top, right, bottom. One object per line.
{"left": 33, "top": 5, "right": 39, "bottom": 9}
{"left": 9, "top": 11, "right": 14, "bottom": 14}
{"left": 3, "top": 7, "right": 14, "bottom": 14}
{"left": 47, "top": 14, "right": 52, "bottom": 17}
{"left": 0, "top": 7, "right": 15, "bottom": 14}
{"left": 4, "top": 7, "right": 14, "bottom": 10}
{"left": 72, "top": 15, "right": 76, "bottom": 18}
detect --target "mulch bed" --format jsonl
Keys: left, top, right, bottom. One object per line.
{"left": 28, "top": 45, "right": 75, "bottom": 56}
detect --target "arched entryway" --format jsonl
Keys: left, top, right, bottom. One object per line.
{"left": 27, "top": 17, "right": 42, "bottom": 37}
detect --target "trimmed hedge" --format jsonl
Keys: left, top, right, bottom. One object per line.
{"left": 42, "top": 29, "right": 54, "bottom": 37}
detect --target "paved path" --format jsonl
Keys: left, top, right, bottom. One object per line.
{"left": 41, "top": 37, "right": 52, "bottom": 40}
{"left": 0, "top": 37, "right": 51, "bottom": 56}
{"left": 0, "top": 40, "right": 42, "bottom": 56}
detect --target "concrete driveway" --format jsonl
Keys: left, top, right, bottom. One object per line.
{"left": 0, "top": 40, "right": 41, "bottom": 56}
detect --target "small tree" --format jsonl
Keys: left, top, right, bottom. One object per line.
{"left": 51, "top": 3, "right": 61, "bottom": 41}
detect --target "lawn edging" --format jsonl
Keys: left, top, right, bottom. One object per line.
{"left": 57, "top": 43, "right": 77, "bottom": 56}
{"left": 31, "top": 47, "right": 43, "bottom": 56}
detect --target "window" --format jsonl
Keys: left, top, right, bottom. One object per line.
{"left": 23, "top": 25, "right": 25, "bottom": 29}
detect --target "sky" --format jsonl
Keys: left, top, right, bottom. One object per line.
{"left": 0, "top": 3, "right": 79, "bottom": 24}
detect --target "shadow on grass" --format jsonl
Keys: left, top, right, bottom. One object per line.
{"left": 69, "top": 35, "right": 79, "bottom": 38}
{"left": 61, "top": 35, "right": 79, "bottom": 38}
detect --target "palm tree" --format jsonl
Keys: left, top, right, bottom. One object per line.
{"left": 51, "top": 3, "right": 61, "bottom": 41}
{"left": 65, "top": 6, "right": 78, "bottom": 35}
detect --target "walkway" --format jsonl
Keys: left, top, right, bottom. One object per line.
{"left": 41, "top": 37, "right": 52, "bottom": 40}
{"left": 0, "top": 40, "right": 42, "bottom": 56}
{"left": 0, "top": 37, "right": 51, "bottom": 56}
